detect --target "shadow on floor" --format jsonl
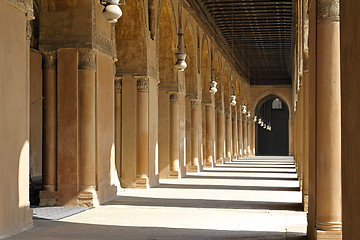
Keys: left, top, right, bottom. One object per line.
{"left": 155, "top": 183, "right": 300, "bottom": 192}
{"left": 105, "top": 196, "right": 304, "bottom": 212}
{"left": 184, "top": 175, "right": 299, "bottom": 181}
{"left": 7, "top": 220, "right": 307, "bottom": 240}
{"left": 203, "top": 169, "right": 297, "bottom": 174}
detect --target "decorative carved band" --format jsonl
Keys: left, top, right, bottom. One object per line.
{"left": 43, "top": 51, "right": 57, "bottom": 70}
{"left": 316, "top": 221, "right": 342, "bottom": 231}
{"left": 317, "top": 0, "right": 339, "bottom": 22}
{"left": 137, "top": 77, "right": 149, "bottom": 92}
{"left": 78, "top": 49, "right": 96, "bottom": 70}
{"left": 114, "top": 78, "right": 122, "bottom": 93}
{"left": 205, "top": 104, "right": 213, "bottom": 112}
{"left": 170, "top": 93, "right": 179, "bottom": 103}
{"left": 190, "top": 99, "right": 199, "bottom": 109}
{"left": 4, "top": 0, "right": 34, "bottom": 19}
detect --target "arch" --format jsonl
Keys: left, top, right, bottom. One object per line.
{"left": 251, "top": 89, "right": 292, "bottom": 118}
{"left": 255, "top": 95, "right": 289, "bottom": 156}
{"left": 158, "top": 0, "right": 177, "bottom": 89}
{"left": 156, "top": 0, "right": 177, "bottom": 39}
{"left": 115, "top": 0, "right": 147, "bottom": 73}
{"left": 184, "top": 17, "right": 197, "bottom": 98}
{"left": 201, "top": 35, "right": 211, "bottom": 103}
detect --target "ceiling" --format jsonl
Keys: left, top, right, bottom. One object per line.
{"left": 198, "top": 0, "right": 294, "bottom": 85}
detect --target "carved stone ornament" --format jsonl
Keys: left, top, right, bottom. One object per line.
{"left": 205, "top": 104, "right": 213, "bottom": 112}
{"left": 78, "top": 49, "right": 96, "bottom": 70}
{"left": 317, "top": 0, "right": 339, "bottom": 22}
{"left": 43, "top": 51, "right": 57, "bottom": 70}
{"left": 190, "top": 99, "right": 199, "bottom": 109}
{"left": 114, "top": 78, "right": 122, "bottom": 93}
{"left": 170, "top": 93, "right": 179, "bottom": 103}
{"left": 137, "top": 78, "right": 149, "bottom": 92}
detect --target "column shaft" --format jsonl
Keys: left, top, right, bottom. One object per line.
{"left": 136, "top": 78, "right": 149, "bottom": 185}
{"left": 205, "top": 104, "right": 215, "bottom": 167}
{"left": 243, "top": 118, "right": 248, "bottom": 156}
{"left": 225, "top": 111, "right": 232, "bottom": 162}
{"left": 231, "top": 111, "right": 238, "bottom": 160}
{"left": 216, "top": 109, "right": 225, "bottom": 164}
{"left": 42, "top": 52, "right": 57, "bottom": 192}
{"left": 115, "top": 78, "right": 122, "bottom": 178}
{"left": 237, "top": 117, "right": 243, "bottom": 158}
{"left": 78, "top": 49, "right": 96, "bottom": 192}
{"left": 315, "top": 0, "right": 342, "bottom": 236}
{"left": 247, "top": 119, "right": 251, "bottom": 156}
{"left": 190, "top": 99, "right": 200, "bottom": 171}
{"left": 169, "top": 93, "right": 180, "bottom": 177}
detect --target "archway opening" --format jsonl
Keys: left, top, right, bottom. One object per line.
{"left": 255, "top": 95, "right": 289, "bottom": 156}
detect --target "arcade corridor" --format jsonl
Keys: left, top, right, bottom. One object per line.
{"left": 8, "top": 157, "right": 306, "bottom": 240}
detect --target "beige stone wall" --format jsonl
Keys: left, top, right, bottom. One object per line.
{"left": 0, "top": 1, "right": 33, "bottom": 237}
{"left": 340, "top": 0, "right": 360, "bottom": 239}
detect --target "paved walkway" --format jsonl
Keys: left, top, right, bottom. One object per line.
{"left": 9, "top": 156, "right": 307, "bottom": 240}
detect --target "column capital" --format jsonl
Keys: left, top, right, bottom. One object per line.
{"left": 136, "top": 76, "right": 149, "bottom": 93}
{"left": 317, "top": 0, "right": 339, "bottom": 22}
{"left": 114, "top": 78, "right": 122, "bottom": 93}
{"left": 205, "top": 103, "right": 214, "bottom": 112}
{"left": 43, "top": 51, "right": 57, "bottom": 70}
{"left": 169, "top": 92, "right": 179, "bottom": 103}
{"left": 78, "top": 48, "right": 96, "bottom": 71}
{"left": 190, "top": 99, "right": 199, "bottom": 108}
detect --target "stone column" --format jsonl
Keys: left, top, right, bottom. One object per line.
{"left": 237, "top": 118, "right": 243, "bottom": 158}
{"left": 190, "top": 99, "right": 200, "bottom": 172}
{"left": 315, "top": 0, "right": 342, "bottom": 237}
{"left": 40, "top": 51, "right": 58, "bottom": 206}
{"left": 169, "top": 92, "right": 180, "bottom": 177}
{"left": 114, "top": 78, "right": 122, "bottom": 178}
{"left": 204, "top": 104, "right": 215, "bottom": 167}
{"left": 225, "top": 110, "right": 232, "bottom": 162}
{"left": 77, "top": 49, "right": 97, "bottom": 203}
{"left": 247, "top": 118, "right": 252, "bottom": 156}
{"left": 289, "top": 116, "right": 294, "bottom": 156}
{"left": 251, "top": 121, "right": 256, "bottom": 156}
{"left": 216, "top": 109, "right": 225, "bottom": 164}
{"left": 42, "top": 51, "right": 57, "bottom": 192}
{"left": 135, "top": 77, "right": 150, "bottom": 186}
{"left": 231, "top": 110, "right": 238, "bottom": 160}
{"left": 242, "top": 117, "right": 248, "bottom": 157}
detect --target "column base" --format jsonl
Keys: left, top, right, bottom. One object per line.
{"left": 303, "top": 194, "right": 309, "bottom": 212}
{"left": 39, "top": 190, "right": 57, "bottom": 207}
{"left": 135, "top": 176, "right": 150, "bottom": 188}
{"left": 315, "top": 229, "right": 342, "bottom": 239}
{"left": 203, "top": 162, "right": 213, "bottom": 168}
{"left": 169, "top": 170, "right": 181, "bottom": 179}
{"left": 224, "top": 157, "right": 231, "bottom": 163}
{"left": 188, "top": 165, "right": 200, "bottom": 173}
{"left": 77, "top": 190, "right": 99, "bottom": 207}
{"left": 216, "top": 158, "right": 224, "bottom": 165}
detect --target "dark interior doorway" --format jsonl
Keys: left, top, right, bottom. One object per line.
{"left": 256, "top": 95, "right": 289, "bottom": 156}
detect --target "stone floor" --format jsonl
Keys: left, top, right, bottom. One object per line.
{"left": 8, "top": 156, "right": 307, "bottom": 240}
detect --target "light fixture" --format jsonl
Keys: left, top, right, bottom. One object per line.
{"left": 258, "top": 118, "right": 262, "bottom": 125}
{"left": 242, "top": 105, "right": 247, "bottom": 114}
{"left": 230, "top": 95, "right": 237, "bottom": 106}
{"left": 263, "top": 123, "right": 267, "bottom": 129}
{"left": 175, "top": 52, "right": 187, "bottom": 71}
{"left": 253, "top": 116, "right": 257, "bottom": 122}
{"left": 247, "top": 111, "right": 251, "bottom": 118}
{"left": 209, "top": 78, "right": 218, "bottom": 95}
{"left": 100, "top": 0, "right": 124, "bottom": 23}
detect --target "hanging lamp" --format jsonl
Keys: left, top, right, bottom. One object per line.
{"left": 100, "top": 0, "right": 124, "bottom": 23}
